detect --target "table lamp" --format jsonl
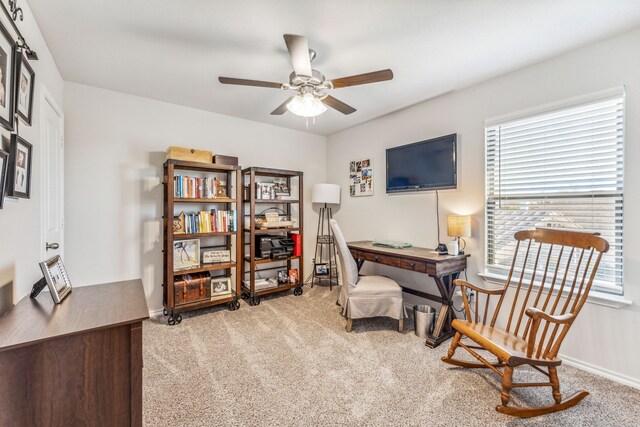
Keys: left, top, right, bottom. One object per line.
{"left": 311, "top": 183, "right": 341, "bottom": 289}
{"left": 447, "top": 215, "right": 471, "bottom": 255}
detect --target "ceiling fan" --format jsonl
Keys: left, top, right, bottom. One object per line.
{"left": 218, "top": 34, "right": 393, "bottom": 118}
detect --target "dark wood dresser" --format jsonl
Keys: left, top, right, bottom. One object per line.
{"left": 0, "top": 279, "right": 149, "bottom": 426}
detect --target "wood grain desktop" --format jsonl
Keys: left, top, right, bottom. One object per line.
{"left": 0, "top": 279, "right": 149, "bottom": 426}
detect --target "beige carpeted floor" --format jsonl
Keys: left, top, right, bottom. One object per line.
{"left": 143, "top": 285, "right": 640, "bottom": 426}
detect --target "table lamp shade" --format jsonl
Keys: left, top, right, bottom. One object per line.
{"left": 447, "top": 215, "right": 471, "bottom": 237}
{"left": 312, "top": 183, "right": 341, "bottom": 205}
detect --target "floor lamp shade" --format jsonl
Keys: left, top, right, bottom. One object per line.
{"left": 312, "top": 184, "right": 341, "bottom": 205}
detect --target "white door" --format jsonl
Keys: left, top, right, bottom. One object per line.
{"left": 41, "top": 87, "right": 64, "bottom": 260}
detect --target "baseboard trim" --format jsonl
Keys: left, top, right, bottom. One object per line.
{"left": 560, "top": 354, "right": 640, "bottom": 390}
{"left": 149, "top": 308, "right": 164, "bottom": 318}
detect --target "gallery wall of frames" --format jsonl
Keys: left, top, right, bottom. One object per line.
{"left": 0, "top": 1, "right": 37, "bottom": 209}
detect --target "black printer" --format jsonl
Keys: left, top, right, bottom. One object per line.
{"left": 255, "top": 235, "right": 295, "bottom": 260}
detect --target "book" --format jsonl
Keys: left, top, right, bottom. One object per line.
{"left": 288, "top": 269, "right": 298, "bottom": 285}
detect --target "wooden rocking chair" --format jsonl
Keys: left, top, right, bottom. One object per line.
{"left": 441, "top": 228, "right": 609, "bottom": 417}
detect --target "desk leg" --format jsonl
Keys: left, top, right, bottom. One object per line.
{"left": 355, "top": 259, "right": 365, "bottom": 272}
{"left": 425, "top": 273, "right": 459, "bottom": 348}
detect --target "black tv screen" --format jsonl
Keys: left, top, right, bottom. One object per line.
{"left": 386, "top": 134, "right": 457, "bottom": 193}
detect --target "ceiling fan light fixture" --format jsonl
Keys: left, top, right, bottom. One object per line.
{"left": 286, "top": 92, "right": 327, "bottom": 118}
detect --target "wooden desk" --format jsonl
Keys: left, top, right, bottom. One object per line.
{"left": 0, "top": 279, "right": 149, "bottom": 426}
{"left": 348, "top": 241, "right": 469, "bottom": 348}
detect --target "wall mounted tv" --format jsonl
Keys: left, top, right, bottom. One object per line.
{"left": 386, "top": 133, "right": 457, "bottom": 193}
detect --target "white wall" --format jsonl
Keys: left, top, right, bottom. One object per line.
{"left": 0, "top": 0, "right": 64, "bottom": 313}
{"left": 63, "top": 82, "right": 326, "bottom": 312}
{"left": 326, "top": 28, "right": 640, "bottom": 384}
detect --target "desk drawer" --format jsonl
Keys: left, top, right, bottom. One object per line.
{"left": 357, "top": 251, "right": 427, "bottom": 273}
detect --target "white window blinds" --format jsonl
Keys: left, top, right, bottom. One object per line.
{"left": 485, "top": 90, "right": 624, "bottom": 294}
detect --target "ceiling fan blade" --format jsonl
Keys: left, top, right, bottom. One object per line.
{"left": 219, "top": 77, "right": 283, "bottom": 89}
{"left": 330, "top": 69, "right": 393, "bottom": 89}
{"left": 271, "top": 97, "right": 293, "bottom": 115}
{"left": 283, "top": 34, "right": 312, "bottom": 78}
{"left": 322, "top": 95, "right": 356, "bottom": 115}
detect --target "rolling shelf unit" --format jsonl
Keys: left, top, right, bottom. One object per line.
{"left": 242, "top": 167, "right": 304, "bottom": 306}
{"left": 163, "top": 159, "right": 242, "bottom": 325}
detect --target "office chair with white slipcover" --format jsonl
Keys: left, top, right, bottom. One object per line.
{"left": 329, "top": 219, "right": 406, "bottom": 332}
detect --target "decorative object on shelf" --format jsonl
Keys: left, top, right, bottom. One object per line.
{"left": 0, "top": 148, "right": 8, "bottom": 209}
{"left": 311, "top": 183, "right": 340, "bottom": 289}
{"left": 173, "top": 239, "right": 200, "bottom": 271}
{"left": 201, "top": 248, "right": 231, "bottom": 264}
{"left": 349, "top": 159, "right": 373, "bottom": 197}
{"left": 277, "top": 269, "right": 288, "bottom": 284}
{"left": 0, "top": 20, "right": 15, "bottom": 131}
{"left": 174, "top": 273, "right": 210, "bottom": 305}
{"left": 7, "top": 134, "right": 31, "bottom": 198}
{"left": 216, "top": 180, "right": 227, "bottom": 198}
{"left": 15, "top": 52, "right": 34, "bottom": 124}
{"left": 213, "top": 154, "right": 238, "bottom": 166}
{"left": 210, "top": 276, "right": 232, "bottom": 299}
{"left": 166, "top": 146, "right": 212, "bottom": 164}
{"left": 37, "top": 255, "right": 72, "bottom": 304}
{"left": 273, "top": 177, "right": 290, "bottom": 196}
{"left": 173, "top": 211, "right": 185, "bottom": 234}
{"left": 447, "top": 215, "right": 471, "bottom": 255}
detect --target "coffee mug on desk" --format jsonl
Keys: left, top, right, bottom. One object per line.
{"left": 447, "top": 239, "right": 458, "bottom": 255}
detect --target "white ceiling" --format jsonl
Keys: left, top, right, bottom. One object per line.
{"left": 28, "top": 0, "right": 640, "bottom": 136}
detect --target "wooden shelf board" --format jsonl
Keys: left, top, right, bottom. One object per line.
{"left": 174, "top": 198, "right": 237, "bottom": 203}
{"left": 167, "top": 159, "right": 240, "bottom": 172}
{"left": 244, "top": 199, "right": 299, "bottom": 204}
{"left": 175, "top": 231, "right": 236, "bottom": 238}
{"left": 244, "top": 227, "right": 299, "bottom": 235}
{"left": 243, "top": 256, "right": 300, "bottom": 265}
{"left": 173, "top": 262, "right": 236, "bottom": 275}
{"left": 171, "top": 295, "right": 237, "bottom": 313}
{"left": 241, "top": 166, "right": 302, "bottom": 178}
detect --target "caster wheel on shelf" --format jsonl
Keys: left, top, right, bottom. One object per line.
{"left": 248, "top": 297, "right": 255, "bottom": 306}
{"left": 254, "top": 296, "right": 261, "bottom": 306}
{"left": 168, "top": 316, "right": 176, "bottom": 326}
{"left": 163, "top": 308, "right": 168, "bottom": 316}
{"left": 228, "top": 301, "right": 237, "bottom": 311}
{"left": 234, "top": 301, "right": 240, "bottom": 310}
{"left": 175, "top": 314, "right": 182, "bottom": 324}
{"left": 294, "top": 287, "right": 303, "bottom": 296}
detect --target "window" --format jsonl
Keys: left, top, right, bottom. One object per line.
{"left": 485, "top": 89, "right": 624, "bottom": 294}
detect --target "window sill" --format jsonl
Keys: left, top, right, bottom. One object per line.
{"left": 478, "top": 271, "right": 632, "bottom": 309}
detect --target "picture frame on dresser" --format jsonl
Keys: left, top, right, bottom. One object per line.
{"left": 15, "top": 53, "right": 35, "bottom": 125}
{"left": 0, "top": 148, "right": 8, "bottom": 208}
{"left": 7, "top": 134, "right": 32, "bottom": 198}
{"left": 0, "top": 20, "right": 15, "bottom": 131}
{"left": 39, "top": 255, "right": 73, "bottom": 304}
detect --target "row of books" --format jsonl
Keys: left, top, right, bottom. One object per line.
{"left": 174, "top": 175, "right": 225, "bottom": 199}
{"left": 177, "top": 210, "right": 237, "bottom": 234}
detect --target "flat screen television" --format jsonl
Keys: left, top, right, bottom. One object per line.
{"left": 386, "top": 133, "right": 457, "bottom": 193}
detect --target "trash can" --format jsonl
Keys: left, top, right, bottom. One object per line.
{"left": 414, "top": 304, "right": 436, "bottom": 338}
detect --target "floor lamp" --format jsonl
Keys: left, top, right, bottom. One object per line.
{"left": 311, "top": 183, "right": 340, "bottom": 290}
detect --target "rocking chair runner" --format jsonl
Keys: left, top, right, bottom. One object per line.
{"left": 442, "top": 228, "right": 609, "bottom": 417}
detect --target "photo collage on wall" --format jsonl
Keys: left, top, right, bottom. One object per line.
{"left": 349, "top": 158, "right": 373, "bottom": 197}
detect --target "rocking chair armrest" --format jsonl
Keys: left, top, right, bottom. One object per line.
{"left": 453, "top": 279, "right": 505, "bottom": 295}
{"left": 525, "top": 307, "right": 575, "bottom": 325}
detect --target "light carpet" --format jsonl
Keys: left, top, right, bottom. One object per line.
{"left": 143, "top": 286, "right": 640, "bottom": 426}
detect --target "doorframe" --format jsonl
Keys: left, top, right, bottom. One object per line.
{"left": 40, "top": 84, "right": 65, "bottom": 261}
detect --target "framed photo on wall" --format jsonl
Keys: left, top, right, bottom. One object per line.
{"left": 0, "top": 148, "right": 8, "bottom": 208}
{"left": 8, "top": 134, "right": 32, "bottom": 198}
{"left": 0, "top": 20, "right": 15, "bottom": 131}
{"left": 15, "top": 53, "right": 34, "bottom": 125}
